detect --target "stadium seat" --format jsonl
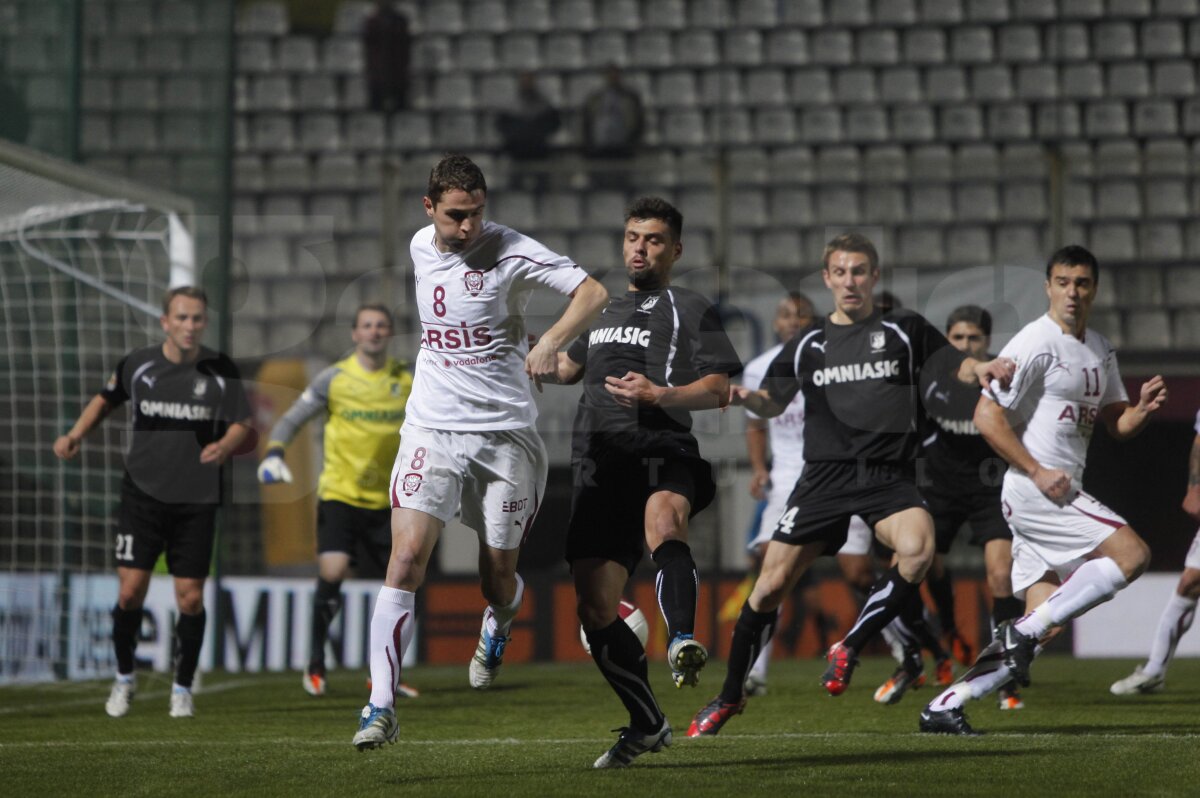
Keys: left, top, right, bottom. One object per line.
{"left": 957, "top": 183, "right": 1000, "bottom": 221}
{"left": 1089, "top": 222, "right": 1137, "bottom": 260}
{"left": 1139, "top": 221, "right": 1184, "bottom": 260}
{"left": 114, "top": 76, "right": 158, "bottom": 112}
{"left": 1012, "top": 0, "right": 1057, "bottom": 20}
{"left": 309, "top": 193, "right": 355, "bottom": 234}
{"left": 1061, "top": 63, "right": 1103, "bottom": 99}
{"left": 431, "top": 74, "right": 475, "bottom": 110}
{"left": 1124, "top": 310, "right": 1171, "bottom": 349}
{"left": 1060, "top": 0, "right": 1104, "bottom": 18}
{"left": 864, "top": 145, "right": 907, "bottom": 182}
{"left": 760, "top": 230, "right": 803, "bottom": 267}
{"left": 1134, "top": 101, "right": 1179, "bottom": 137}
{"left": 996, "top": 24, "right": 1041, "bottom": 62}
{"left": 875, "top": 0, "right": 917, "bottom": 25}
{"left": 1094, "top": 140, "right": 1141, "bottom": 176}
{"left": 921, "top": 0, "right": 964, "bottom": 23}
{"left": 810, "top": 29, "right": 854, "bottom": 65}
{"left": 730, "top": 188, "right": 768, "bottom": 229}
{"left": 1153, "top": 60, "right": 1196, "bottom": 98}
{"left": 296, "top": 75, "right": 338, "bottom": 111}
{"left": 856, "top": 29, "right": 899, "bottom": 65}
{"left": 989, "top": 104, "right": 1033, "bottom": 140}
{"left": 1140, "top": 19, "right": 1185, "bottom": 58}
{"left": 141, "top": 36, "right": 184, "bottom": 72}
{"left": 585, "top": 30, "right": 628, "bottom": 67}
{"left": 951, "top": 26, "right": 994, "bottom": 63}
{"left": 940, "top": 105, "right": 984, "bottom": 141}
{"left": 879, "top": 68, "right": 922, "bottom": 103}
{"left": 745, "top": 69, "right": 788, "bottom": 106}
{"left": 80, "top": 114, "right": 113, "bottom": 153}
{"left": 956, "top": 142, "right": 999, "bottom": 179}
{"left": 509, "top": 0, "right": 552, "bottom": 31}
{"left": 455, "top": 34, "right": 497, "bottom": 72}
{"left": 553, "top": 0, "right": 597, "bottom": 31}
{"left": 163, "top": 113, "right": 220, "bottom": 152}
{"left": 276, "top": 37, "right": 318, "bottom": 73}
{"left": 1143, "top": 139, "right": 1189, "bottom": 175}
{"left": 769, "top": 147, "right": 815, "bottom": 184}
{"left": 1144, "top": 178, "right": 1190, "bottom": 218}
{"left": 311, "top": 153, "right": 360, "bottom": 191}
{"left": 659, "top": 108, "right": 707, "bottom": 147}
{"left": 864, "top": 185, "right": 906, "bottom": 223}
{"left": 342, "top": 112, "right": 385, "bottom": 151}
{"left": 926, "top": 67, "right": 968, "bottom": 103}
{"left": 386, "top": 111, "right": 430, "bottom": 152}
{"left": 993, "top": 223, "right": 1043, "bottom": 264}
{"left": 1062, "top": 180, "right": 1095, "bottom": 220}
{"left": 893, "top": 106, "right": 937, "bottom": 142}
{"left": 743, "top": 0, "right": 785, "bottom": 27}
{"left": 113, "top": 114, "right": 157, "bottom": 152}
{"left": 299, "top": 114, "right": 342, "bottom": 152}
{"left": 723, "top": 29, "right": 765, "bottom": 67}
{"left": 250, "top": 75, "right": 294, "bottom": 112}
{"left": 641, "top": 0, "right": 686, "bottom": 30}
{"left": 898, "top": 227, "right": 946, "bottom": 267}
{"left": 835, "top": 68, "right": 877, "bottom": 104}
{"left": 1173, "top": 311, "right": 1200, "bottom": 348}
{"left": 972, "top": 65, "right": 1013, "bottom": 101}
{"left": 801, "top": 107, "right": 843, "bottom": 144}
{"left": 945, "top": 225, "right": 993, "bottom": 265}
{"left": 597, "top": 0, "right": 640, "bottom": 30}
{"left": 761, "top": 29, "right": 805, "bottom": 66}
{"left": 1001, "top": 182, "right": 1048, "bottom": 222}
{"left": 967, "top": 0, "right": 1009, "bottom": 23}
{"left": 1015, "top": 64, "right": 1058, "bottom": 100}
{"left": 1093, "top": 22, "right": 1138, "bottom": 60}
{"left": 237, "top": 1, "right": 288, "bottom": 36}
{"left": 499, "top": 32, "right": 542, "bottom": 70}
{"left": 1002, "top": 142, "right": 1046, "bottom": 179}
{"left": 903, "top": 28, "right": 947, "bottom": 65}
{"left": 845, "top": 107, "right": 888, "bottom": 143}
{"left": 1157, "top": 0, "right": 1199, "bottom": 15}
{"left": 544, "top": 33, "right": 586, "bottom": 69}
{"left": 263, "top": 154, "right": 309, "bottom": 192}
{"left": 791, "top": 68, "right": 833, "bottom": 105}
{"left": 910, "top": 144, "right": 954, "bottom": 181}
{"left": 674, "top": 30, "right": 720, "bottom": 67}
{"left": 1046, "top": 23, "right": 1090, "bottom": 60}
{"left": 709, "top": 108, "right": 751, "bottom": 146}
{"left": 1109, "top": 63, "right": 1150, "bottom": 99}
{"left": 1107, "top": 0, "right": 1152, "bottom": 17}
{"left": 748, "top": 108, "right": 792, "bottom": 144}
{"left": 1036, "top": 102, "right": 1082, "bottom": 138}
{"left": 828, "top": 0, "right": 871, "bottom": 26}
{"left": 763, "top": 187, "right": 811, "bottom": 227}
{"left": 321, "top": 37, "right": 364, "bottom": 75}
{"left": 1085, "top": 101, "right": 1130, "bottom": 138}
{"left": 910, "top": 185, "right": 954, "bottom": 223}
{"left": 817, "top": 186, "right": 860, "bottom": 225}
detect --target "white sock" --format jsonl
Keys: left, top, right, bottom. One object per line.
{"left": 485, "top": 573, "right": 524, "bottom": 637}
{"left": 927, "top": 639, "right": 1011, "bottom": 712}
{"left": 116, "top": 672, "right": 135, "bottom": 684}
{"left": 748, "top": 638, "right": 774, "bottom": 681}
{"left": 367, "top": 587, "right": 416, "bottom": 709}
{"left": 171, "top": 682, "right": 190, "bottom": 694}
{"left": 1143, "top": 593, "right": 1198, "bottom": 678}
{"left": 1015, "top": 557, "right": 1127, "bottom": 639}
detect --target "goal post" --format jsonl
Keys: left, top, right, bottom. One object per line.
{"left": 0, "top": 138, "right": 195, "bottom": 682}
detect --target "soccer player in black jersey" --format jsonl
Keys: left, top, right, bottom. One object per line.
{"left": 54, "top": 286, "right": 252, "bottom": 719}
{"left": 544, "top": 197, "right": 741, "bottom": 767}
{"left": 688, "top": 233, "right": 1014, "bottom": 737}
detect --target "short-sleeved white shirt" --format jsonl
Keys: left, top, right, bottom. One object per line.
{"left": 986, "top": 314, "right": 1127, "bottom": 482}
{"left": 743, "top": 343, "right": 805, "bottom": 478}
{"left": 405, "top": 221, "right": 588, "bottom": 431}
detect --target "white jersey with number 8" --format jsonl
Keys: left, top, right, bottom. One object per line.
{"left": 405, "top": 220, "right": 588, "bottom": 431}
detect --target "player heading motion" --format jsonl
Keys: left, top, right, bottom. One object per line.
{"left": 1109, "top": 407, "right": 1200, "bottom": 696}
{"left": 920, "top": 245, "right": 1167, "bottom": 736}
{"left": 256, "top": 304, "right": 417, "bottom": 699}
{"left": 689, "top": 233, "right": 1014, "bottom": 738}
{"left": 353, "top": 155, "right": 608, "bottom": 751}
{"left": 53, "top": 286, "right": 252, "bottom": 719}
{"left": 544, "top": 196, "right": 741, "bottom": 768}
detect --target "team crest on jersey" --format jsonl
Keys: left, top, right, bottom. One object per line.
{"left": 637, "top": 295, "right": 660, "bottom": 313}
{"left": 870, "top": 331, "right": 886, "bottom": 352}
{"left": 463, "top": 270, "right": 484, "bottom": 296}
{"left": 402, "top": 472, "right": 423, "bottom": 495}
{"left": 192, "top": 378, "right": 208, "bottom": 397}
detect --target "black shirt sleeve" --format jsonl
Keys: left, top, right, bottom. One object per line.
{"left": 762, "top": 334, "right": 803, "bottom": 408}
{"left": 567, "top": 331, "right": 588, "bottom": 366}
{"left": 98, "top": 354, "right": 130, "bottom": 406}
{"left": 211, "top": 353, "right": 252, "bottom": 423}
{"left": 903, "top": 310, "right": 965, "bottom": 396}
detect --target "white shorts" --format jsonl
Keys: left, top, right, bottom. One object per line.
{"left": 389, "top": 423, "right": 548, "bottom": 550}
{"left": 1185, "top": 527, "right": 1200, "bottom": 571}
{"left": 749, "top": 468, "right": 872, "bottom": 556}
{"left": 1002, "top": 472, "right": 1128, "bottom": 598}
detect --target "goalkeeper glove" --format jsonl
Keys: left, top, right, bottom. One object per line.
{"left": 257, "top": 446, "right": 293, "bottom": 484}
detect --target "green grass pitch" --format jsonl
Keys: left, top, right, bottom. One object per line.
{"left": 2, "top": 656, "right": 1198, "bottom": 796}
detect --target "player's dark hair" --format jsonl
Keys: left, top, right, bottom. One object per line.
{"left": 1046, "top": 245, "right": 1099, "bottom": 283}
{"left": 946, "top": 304, "right": 992, "bottom": 337}
{"left": 625, "top": 196, "right": 683, "bottom": 241}
{"left": 427, "top": 154, "right": 487, "bottom": 205}
{"left": 785, "top": 291, "right": 814, "bottom": 314}
{"left": 353, "top": 303, "right": 393, "bottom": 328}
{"left": 161, "top": 285, "right": 208, "bottom": 314}
{"left": 823, "top": 233, "right": 879, "bottom": 272}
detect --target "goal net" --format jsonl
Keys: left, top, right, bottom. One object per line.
{"left": 0, "top": 139, "right": 194, "bottom": 683}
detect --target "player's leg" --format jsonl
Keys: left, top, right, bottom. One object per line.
{"left": 578, "top": 557, "right": 673, "bottom": 768}
{"left": 1113, "top": 558, "right": 1200, "bottom": 695}
{"left": 689, "top": 538, "right": 823, "bottom": 737}
{"left": 644, "top": 489, "right": 707, "bottom": 687}
{"left": 303, "top": 501, "right": 353, "bottom": 696}
{"left": 741, "top": 479, "right": 795, "bottom": 696}
{"left": 162, "top": 503, "right": 217, "bottom": 718}
{"left": 981, "top": 537, "right": 1025, "bottom": 708}
{"left": 107, "top": 565, "right": 152, "bottom": 717}
{"left": 462, "top": 427, "right": 547, "bottom": 689}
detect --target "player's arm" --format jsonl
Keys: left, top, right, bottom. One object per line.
{"left": 525, "top": 276, "right": 608, "bottom": 391}
{"left": 1098, "top": 375, "right": 1167, "bottom": 441}
{"left": 605, "top": 371, "right": 730, "bottom": 410}
{"left": 258, "top": 371, "right": 333, "bottom": 483}
{"left": 729, "top": 385, "right": 788, "bottom": 418}
{"left": 201, "top": 419, "right": 254, "bottom": 466}
{"left": 53, "top": 394, "right": 115, "bottom": 460}
{"left": 538, "top": 350, "right": 585, "bottom": 386}
{"left": 959, "top": 356, "right": 1015, "bottom": 388}
{"left": 1183, "top": 431, "right": 1200, "bottom": 520}
{"left": 746, "top": 416, "right": 770, "bottom": 500}
{"left": 975, "top": 394, "right": 1071, "bottom": 500}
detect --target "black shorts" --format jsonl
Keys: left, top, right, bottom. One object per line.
{"left": 565, "top": 441, "right": 716, "bottom": 575}
{"left": 771, "top": 461, "right": 927, "bottom": 552}
{"left": 317, "top": 500, "right": 391, "bottom": 573}
{"left": 924, "top": 484, "right": 1011, "bottom": 554}
{"left": 116, "top": 478, "right": 217, "bottom": 578}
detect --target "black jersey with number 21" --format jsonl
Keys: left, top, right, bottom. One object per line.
{"left": 762, "top": 309, "right": 961, "bottom": 464}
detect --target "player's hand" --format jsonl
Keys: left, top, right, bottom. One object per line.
{"left": 749, "top": 467, "right": 770, "bottom": 500}
{"left": 604, "top": 371, "right": 663, "bottom": 408}
{"left": 1182, "top": 485, "right": 1200, "bottom": 521}
{"left": 1136, "top": 375, "right": 1167, "bottom": 414}
{"left": 53, "top": 434, "right": 81, "bottom": 460}
{"left": 978, "top": 357, "right": 1016, "bottom": 390}
{"left": 257, "top": 450, "right": 293, "bottom": 484}
{"left": 524, "top": 335, "right": 560, "bottom": 393}
{"left": 1032, "top": 465, "right": 1072, "bottom": 502}
{"left": 729, "top": 384, "right": 754, "bottom": 406}
{"left": 200, "top": 441, "right": 231, "bottom": 466}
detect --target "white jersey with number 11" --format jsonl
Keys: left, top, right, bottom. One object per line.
{"left": 405, "top": 220, "right": 588, "bottom": 432}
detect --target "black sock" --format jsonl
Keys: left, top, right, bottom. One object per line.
{"left": 310, "top": 578, "right": 343, "bottom": 672}
{"left": 720, "top": 603, "right": 778, "bottom": 704}
{"left": 586, "top": 618, "right": 664, "bottom": 735}
{"left": 991, "top": 595, "right": 1024, "bottom": 634}
{"left": 651, "top": 540, "right": 697, "bottom": 641}
{"left": 927, "top": 567, "right": 956, "bottom": 635}
{"left": 112, "top": 605, "right": 141, "bottom": 675}
{"left": 901, "top": 591, "right": 948, "bottom": 660}
{"left": 843, "top": 566, "right": 918, "bottom": 652}
{"left": 174, "top": 610, "right": 206, "bottom": 688}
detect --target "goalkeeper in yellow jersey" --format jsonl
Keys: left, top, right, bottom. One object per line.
{"left": 257, "top": 304, "right": 416, "bottom": 698}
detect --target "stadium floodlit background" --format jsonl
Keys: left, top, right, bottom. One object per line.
{"left": 2, "top": 0, "right": 1200, "bottom": 687}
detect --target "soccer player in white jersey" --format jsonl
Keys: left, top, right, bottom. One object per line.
{"left": 920, "top": 245, "right": 1168, "bottom": 735}
{"left": 1111, "top": 408, "right": 1200, "bottom": 696}
{"left": 353, "top": 155, "right": 609, "bottom": 750}
{"left": 740, "top": 292, "right": 876, "bottom": 698}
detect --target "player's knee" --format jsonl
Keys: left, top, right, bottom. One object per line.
{"left": 986, "top": 566, "right": 1012, "bottom": 597}
{"left": 1178, "top": 568, "right": 1200, "bottom": 598}
{"left": 1121, "top": 535, "right": 1152, "bottom": 581}
{"left": 177, "top": 594, "right": 204, "bottom": 615}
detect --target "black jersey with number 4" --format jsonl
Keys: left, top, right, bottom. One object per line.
{"left": 762, "top": 309, "right": 962, "bottom": 464}
{"left": 100, "top": 344, "right": 251, "bottom": 504}
{"left": 567, "top": 287, "right": 741, "bottom": 443}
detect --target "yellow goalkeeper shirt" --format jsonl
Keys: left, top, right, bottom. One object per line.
{"left": 268, "top": 355, "right": 412, "bottom": 509}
